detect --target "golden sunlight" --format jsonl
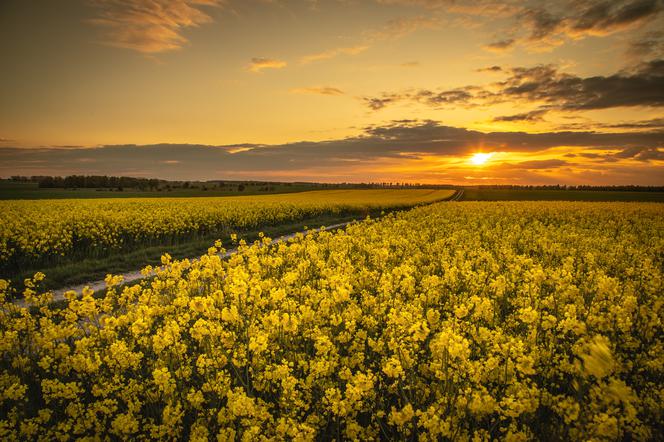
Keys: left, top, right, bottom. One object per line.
{"left": 470, "top": 152, "right": 494, "bottom": 165}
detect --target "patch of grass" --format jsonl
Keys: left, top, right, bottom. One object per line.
{"left": 460, "top": 188, "right": 664, "bottom": 202}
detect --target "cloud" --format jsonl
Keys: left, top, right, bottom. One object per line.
{"left": 374, "top": 0, "right": 520, "bottom": 17}
{"left": 515, "top": 0, "right": 664, "bottom": 50}
{"left": 566, "top": 145, "right": 664, "bottom": 161}
{"left": 565, "top": 152, "right": 603, "bottom": 159}
{"left": 88, "top": 0, "right": 223, "bottom": 54}
{"left": 363, "top": 88, "right": 477, "bottom": 110}
{"left": 401, "top": 61, "right": 420, "bottom": 67}
{"left": 627, "top": 30, "right": 664, "bottom": 59}
{"left": 557, "top": 117, "right": 664, "bottom": 130}
{"left": 364, "top": 59, "right": 664, "bottom": 114}
{"left": 476, "top": 65, "right": 504, "bottom": 73}
{"left": 483, "top": 38, "right": 516, "bottom": 52}
{"left": 438, "top": 1, "right": 663, "bottom": 52}
{"left": 492, "top": 60, "right": 664, "bottom": 111}
{"left": 414, "top": 88, "right": 477, "bottom": 107}
{"left": 290, "top": 87, "right": 345, "bottom": 96}
{"left": 506, "top": 159, "right": 571, "bottom": 169}
{"left": 300, "top": 45, "right": 369, "bottom": 64}
{"left": 363, "top": 94, "right": 408, "bottom": 110}
{"left": 377, "top": 1, "right": 664, "bottom": 52}
{"left": 299, "top": 15, "right": 439, "bottom": 65}
{"left": 369, "top": 15, "right": 441, "bottom": 40}
{"left": 613, "top": 145, "right": 664, "bottom": 160}
{"left": 604, "top": 118, "right": 664, "bottom": 129}
{"left": 247, "top": 57, "right": 287, "bottom": 73}
{"left": 2, "top": 121, "right": 662, "bottom": 182}
{"left": 556, "top": 0, "right": 662, "bottom": 37}
{"left": 492, "top": 109, "right": 549, "bottom": 122}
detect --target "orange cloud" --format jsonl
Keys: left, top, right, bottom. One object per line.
{"left": 300, "top": 45, "right": 369, "bottom": 64}
{"left": 3, "top": 121, "right": 662, "bottom": 184}
{"left": 482, "top": 38, "right": 516, "bottom": 52}
{"left": 247, "top": 57, "right": 287, "bottom": 73}
{"left": 89, "top": 0, "right": 223, "bottom": 54}
{"left": 369, "top": 15, "right": 441, "bottom": 40}
{"left": 290, "top": 86, "right": 345, "bottom": 96}
{"left": 299, "top": 15, "right": 439, "bottom": 65}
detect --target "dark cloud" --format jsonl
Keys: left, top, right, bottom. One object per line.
{"left": 476, "top": 65, "right": 504, "bottom": 73}
{"left": 375, "top": 0, "right": 521, "bottom": 18}
{"left": 290, "top": 87, "right": 345, "bottom": 96}
{"left": 364, "top": 60, "right": 664, "bottom": 114}
{"left": 2, "top": 121, "right": 662, "bottom": 181}
{"left": 414, "top": 88, "right": 477, "bottom": 107}
{"left": 496, "top": 60, "right": 664, "bottom": 111}
{"left": 521, "top": 8, "right": 563, "bottom": 41}
{"left": 565, "top": 145, "right": 664, "bottom": 161}
{"left": 565, "top": 152, "right": 604, "bottom": 159}
{"left": 568, "top": 0, "right": 662, "bottom": 35}
{"left": 378, "top": 1, "right": 664, "bottom": 51}
{"left": 613, "top": 145, "right": 664, "bottom": 160}
{"left": 556, "top": 117, "right": 664, "bottom": 131}
{"left": 604, "top": 118, "right": 664, "bottom": 129}
{"left": 505, "top": 0, "right": 664, "bottom": 50}
{"left": 628, "top": 30, "right": 664, "bottom": 59}
{"left": 363, "top": 94, "right": 406, "bottom": 110}
{"left": 500, "top": 159, "right": 571, "bottom": 169}
{"left": 483, "top": 39, "right": 516, "bottom": 52}
{"left": 493, "top": 109, "right": 549, "bottom": 122}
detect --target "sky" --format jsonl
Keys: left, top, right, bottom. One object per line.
{"left": 1, "top": 0, "right": 663, "bottom": 184}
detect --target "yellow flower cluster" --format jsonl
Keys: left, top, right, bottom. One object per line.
{"left": 0, "top": 189, "right": 452, "bottom": 270}
{"left": 1, "top": 201, "right": 662, "bottom": 440}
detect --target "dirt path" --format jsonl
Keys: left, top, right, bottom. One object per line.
{"left": 12, "top": 190, "right": 462, "bottom": 307}
{"left": 450, "top": 188, "right": 464, "bottom": 201}
{"left": 13, "top": 221, "right": 354, "bottom": 308}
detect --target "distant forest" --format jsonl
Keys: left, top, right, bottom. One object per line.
{"left": 9, "top": 175, "right": 310, "bottom": 190}
{"left": 469, "top": 184, "right": 664, "bottom": 192}
{"left": 6, "top": 176, "right": 664, "bottom": 192}
{"left": 7, "top": 176, "right": 449, "bottom": 190}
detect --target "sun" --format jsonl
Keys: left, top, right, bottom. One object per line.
{"left": 470, "top": 152, "right": 494, "bottom": 165}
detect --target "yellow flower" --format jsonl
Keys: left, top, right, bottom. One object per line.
{"left": 382, "top": 357, "right": 405, "bottom": 379}
{"left": 388, "top": 403, "right": 414, "bottom": 427}
{"left": 578, "top": 335, "right": 614, "bottom": 379}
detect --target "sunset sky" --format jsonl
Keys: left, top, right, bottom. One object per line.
{"left": 1, "top": 0, "right": 663, "bottom": 184}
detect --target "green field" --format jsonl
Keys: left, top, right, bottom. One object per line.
{"left": 5, "top": 181, "right": 662, "bottom": 202}
{"left": 460, "top": 188, "right": 664, "bottom": 202}
{"left": 0, "top": 180, "right": 326, "bottom": 200}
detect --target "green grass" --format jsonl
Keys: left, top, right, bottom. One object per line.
{"left": 9, "top": 210, "right": 381, "bottom": 292}
{"left": 0, "top": 181, "right": 325, "bottom": 200}
{"left": 460, "top": 188, "right": 664, "bottom": 202}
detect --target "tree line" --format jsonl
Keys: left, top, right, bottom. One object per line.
{"left": 30, "top": 176, "right": 162, "bottom": 189}
{"left": 7, "top": 176, "right": 663, "bottom": 192}
{"left": 469, "top": 184, "right": 664, "bottom": 192}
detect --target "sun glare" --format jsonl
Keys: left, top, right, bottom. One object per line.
{"left": 470, "top": 152, "right": 494, "bottom": 165}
